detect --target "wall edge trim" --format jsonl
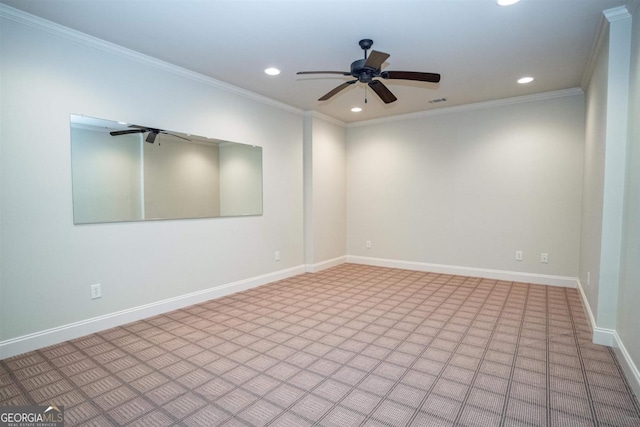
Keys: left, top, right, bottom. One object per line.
{"left": 346, "top": 256, "right": 578, "bottom": 288}
{"left": 581, "top": 12, "right": 610, "bottom": 89}
{"left": 611, "top": 331, "right": 640, "bottom": 402}
{"left": 576, "top": 279, "right": 605, "bottom": 342}
{"left": 0, "top": 265, "right": 306, "bottom": 359}
{"left": 576, "top": 281, "right": 640, "bottom": 397}
{"left": 305, "top": 256, "right": 347, "bottom": 273}
{"left": 604, "top": 5, "right": 632, "bottom": 22}
{"left": 303, "top": 111, "right": 346, "bottom": 128}
{"left": 347, "top": 88, "right": 584, "bottom": 128}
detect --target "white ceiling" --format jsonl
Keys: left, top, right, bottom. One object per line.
{"left": 1, "top": 0, "right": 630, "bottom": 123}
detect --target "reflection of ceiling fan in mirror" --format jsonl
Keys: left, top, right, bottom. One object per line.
{"left": 297, "top": 39, "right": 441, "bottom": 104}
{"left": 110, "top": 125, "right": 191, "bottom": 144}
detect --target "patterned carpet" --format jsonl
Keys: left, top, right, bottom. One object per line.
{"left": 1, "top": 264, "right": 639, "bottom": 426}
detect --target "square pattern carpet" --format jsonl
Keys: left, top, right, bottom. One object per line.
{"left": 2, "top": 264, "right": 640, "bottom": 426}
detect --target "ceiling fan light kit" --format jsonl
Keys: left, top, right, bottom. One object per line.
{"left": 297, "top": 39, "right": 440, "bottom": 104}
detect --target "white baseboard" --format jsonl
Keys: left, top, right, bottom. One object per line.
{"left": 575, "top": 279, "right": 615, "bottom": 346}
{"left": 305, "top": 256, "right": 347, "bottom": 273}
{"left": 575, "top": 279, "right": 640, "bottom": 398}
{"left": 611, "top": 331, "right": 640, "bottom": 400}
{"left": 0, "top": 265, "right": 305, "bottom": 360}
{"left": 347, "top": 256, "right": 578, "bottom": 288}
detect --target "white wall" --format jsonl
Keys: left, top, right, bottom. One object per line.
{"left": 0, "top": 12, "right": 303, "bottom": 345}
{"left": 303, "top": 114, "right": 347, "bottom": 269}
{"left": 580, "top": 4, "right": 639, "bottom": 395}
{"left": 347, "top": 94, "right": 585, "bottom": 280}
{"left": 580, "top": 7, "right": 633, "bottom": 332}
{"left": 596, "top": 9, "right": 632, "bottom": 331}
{"left": 580, "top": 27, "right": 608, "bottom": 319}
{"left": 617, "top": 1, "right": 640, "bottom": 392}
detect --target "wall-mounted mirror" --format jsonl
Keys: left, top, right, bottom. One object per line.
{"left": 70, "top": 115, "right": 263, "bottom": 224}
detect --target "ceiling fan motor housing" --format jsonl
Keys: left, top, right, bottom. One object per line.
{"left": 351, "top": 59, "right": 377, "bottom": 83}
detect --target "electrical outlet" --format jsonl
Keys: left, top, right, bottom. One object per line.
{"left": 90, "top": 284, "right": 102, "bottom": 299}
{"left": 275, "top": 251, "right": 280, "bottom": 261}
{"left": 540, "top": 253, "right": 549, "bottom": 264}
{"left": 515, "top": 251, "right": 523, "bottom": 261}
{"left": 366, "top": 240, "right": 372, "bottom": 249}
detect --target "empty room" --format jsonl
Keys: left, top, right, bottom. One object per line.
{"left": 1, "top": 0, "right": 639, "bottom": 426}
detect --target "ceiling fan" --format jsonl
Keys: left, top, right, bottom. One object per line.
{"left": 297, "top": 39, "right": 440, "bottom": 104}
{"left": 110, "top": 125, "right": 191, "bottom": 144}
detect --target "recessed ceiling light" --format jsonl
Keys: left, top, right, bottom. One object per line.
{"left": 118, "top": 121, "right": 127, "bottom": 125}
{"left": 264, "top": 67, "right": 280, "bottom": 76}
{"left": 351, "top": 107, "right": 362, "bottom": 112}
{"left": 497, "top": 0, "right": 520, "bottom": 5}
{"left": 517, "top": 76, "right": 534, "bottom": 84}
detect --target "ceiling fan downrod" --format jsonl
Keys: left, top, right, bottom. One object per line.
{"left": 359, "top": 38, "right": 373, "bottom": 60}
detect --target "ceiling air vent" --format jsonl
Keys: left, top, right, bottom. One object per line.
{"left": 429, "top": 97, "right": 448, "bottom": 104}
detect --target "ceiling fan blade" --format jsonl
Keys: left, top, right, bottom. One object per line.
{"left": 110, "top": 129, "right": 146, "bottom": 136}
{"left": 382, "top": 71, "right": 441, "bottom": 83}
{"left": 297, "top": 71, "right": 351, "bottom": 76}
{"left": 160, "top": 131, "right": 191, "bottom": 141}
{"left": 368, "top": 80, "right": 397, "bottom": 104}
{"left": 364, "top": 50, "right": 390, "bottom": 70}
{"left": 318, "top": 80, "right": 357, "bottom": 101}
{"left": 146, "top": 132, "right": 158, "bottom": 144}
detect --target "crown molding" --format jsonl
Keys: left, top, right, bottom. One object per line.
{"left": 604, "top": 5, "right": 632, "bottom": 22}
{"left": 580, "top": 5, "right": 632, "bottom": 89}
{"left": 0, "top": 4, "right": 304, "bottom": 117}
{"left": 303, "top": 111, "right": 346, "bottom": 128}
{"left": 347, "top": 87, "right": 584, "bottom": 128}
{"left": 582, "top": 5, "right": 633, "bottom": 88}
{"left": 581, "top": 11, "right": 609, "bottom": 90}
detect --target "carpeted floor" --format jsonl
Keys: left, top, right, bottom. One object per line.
{"left": 1, "top": 264, "right": 639, "bottom": 426}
